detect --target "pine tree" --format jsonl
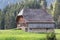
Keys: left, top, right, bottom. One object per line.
{"left": 40, "top": 0, "right": 47, "bottom": 9}
{"left": 50, "top": 4, "right": 53, "bottom": 10}
{"left": 54, "top": 0, "right": 60, "bottom": 28}
{"left": 0, "top": 9, "right": 4, "bottom": 29}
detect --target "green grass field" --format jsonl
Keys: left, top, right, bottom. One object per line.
{"left": 0, "top": 29, "right": 60, "bottom": 40}
{"left": 55, "top": 29, "right": 60, "bottom": 40}
{"left": 0, "top": 30, "right": 47, "bottom": 40}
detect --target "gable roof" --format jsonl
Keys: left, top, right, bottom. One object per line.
{"left": 18, "top": 9, "right": 24, "bottom": 16}
{"left": 18, "top": 8, "right": 54, "bottom": 22}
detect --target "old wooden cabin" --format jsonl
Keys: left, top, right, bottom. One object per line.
{"left": 16, "top": 8, "right": 55, "bottom": 32}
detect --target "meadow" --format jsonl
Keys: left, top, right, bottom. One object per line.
{"left": 55, "top": 29, "right": 60, "bottom": 40}
{"left": 0, "top": 29, "right": 60, "bottom": 40}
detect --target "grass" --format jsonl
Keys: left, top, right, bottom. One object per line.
{"left": 56, "top": 33, "right": 60, "bottom": 40}
{"left": 55, "top": 29, "right": 60, "bottom": 33}
{"left": 0, "top": 29, "right": 60, "bottom": 40}
{"left": 0, "top": 30, "right": 47, "bottom": 40}
{"left": 55, "top": 29, "right": 60, "bottom": 40}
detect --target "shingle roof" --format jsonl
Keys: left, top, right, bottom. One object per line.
{"left": 18, "top": 8, "right": 54, "bottom": 22}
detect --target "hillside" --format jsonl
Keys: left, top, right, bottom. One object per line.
{"left": 0, "top": 29, "right": 60, "bottom": 40}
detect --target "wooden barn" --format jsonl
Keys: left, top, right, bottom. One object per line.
{"left": 16, "top": 8, "right": 55, "bottom": 32}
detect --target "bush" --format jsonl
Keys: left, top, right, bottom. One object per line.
{"left": 47, "top": 32, "right": 56, "bottom": 40}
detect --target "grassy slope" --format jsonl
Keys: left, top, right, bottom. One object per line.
{"left": 0, "top": 30, "right": 47, "bottom": 40}
{"left": 55, "top": 29, "right": 60, "bottom": 33}
{"left": 0, "top": 29, "right": 60, "bottom": 40}
{"left": 55, "top": 29, "right": 60, "bottom": 40}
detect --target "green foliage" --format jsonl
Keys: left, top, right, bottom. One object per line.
{"left": 47, "top": 32, "right": 56, "bottom": 40}
{"left": 0, "top": 9, "right": 4, "bottom": 29}
{"left": 53, "top": 0, "right": 60, "bottom": 28}
{"left": 50, "top": 4, "right": 53, "bottom": 10}
{"left": 3, "top": 3, "right": 24, "bottom": 29}
{"left": 24, "top": 0, "right": 41, "bottom": 9}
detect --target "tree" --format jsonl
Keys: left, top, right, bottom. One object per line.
{"left": 24, "top": 0, "right": 41, "bottom": 8}
{"left": 0, "top": 9, "right": 4, "bottom": 29}
{"left": 40, "top": 0, "right": 47, "bottom": 9}
{"left": 3, "top": 2, "right": 24, "bottom": 29}
{"left": 50, "top": 4, "right": 53, "bottom": 10}
{"left": 53, "top": 0, "right": 60, "bottom": 28}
